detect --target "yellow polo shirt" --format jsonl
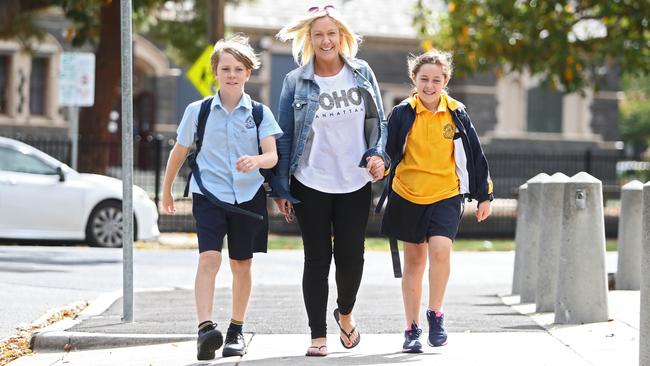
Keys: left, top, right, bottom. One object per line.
{"left": 392, "top": 94, "right": 460, "bottom": 204}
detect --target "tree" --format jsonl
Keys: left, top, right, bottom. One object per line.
{"left": 141, "top": 0, "right": 249, "bottom": 64}
{"left": 0, "top": 0, "right": 242, "bottom": 173}
{"left": 139, "top": 0, "right": 217, "bottom": 67}
{"left": 1, "top": 0, "right": 234, "bottom": 174}
{"left": 0, "top": 0, "right": 51, "bottom": 43}
{"left": 1, "top": 0, "right": 166, "bottom": 173}
{"left": 413, "top": 0, "right": 650, "bottom": 93}
{"left": 620, "top": 73, "right": 650, "bottom": 156}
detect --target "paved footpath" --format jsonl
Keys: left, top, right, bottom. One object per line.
{"left": 8, "top": 251, "right": 640, "bottom": 366}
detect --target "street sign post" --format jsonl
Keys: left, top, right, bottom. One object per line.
{"left": 58, "top": 52, "right": 95, "bottom": 170}
{"left": 120, "top": 0, "right": 135, "bottom": 323}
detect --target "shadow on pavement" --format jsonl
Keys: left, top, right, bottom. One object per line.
{"left": 500, "top": 324, "right": 545, "bottom": 331}
{"left": 184, "top": 352, "right": 438, "bottom": 365}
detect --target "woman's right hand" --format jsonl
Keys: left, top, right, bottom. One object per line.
{"left": 162, "top": 191, "right": 176, "bottom": 214}
{"left": 274, "top": 198, "right": 294, "bottom": 223}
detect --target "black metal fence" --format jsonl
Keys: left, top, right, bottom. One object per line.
{"left": 9, "top": 135, "right": 648, "bottom": 238}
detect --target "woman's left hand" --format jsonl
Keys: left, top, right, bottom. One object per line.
{"left": 366, "top": 156, "right": 385, "bottom": 181}
{"left": 476, "top": 200, "right": 492, "bottom": 222}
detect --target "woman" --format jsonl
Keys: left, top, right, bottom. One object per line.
{"left": 275, "top": 5, "right": 389, "bottom": 357}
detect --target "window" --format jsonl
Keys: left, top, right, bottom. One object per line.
{"left": 0, "top": 55, "right": 8, "bottom": 114}
{"left": 0, "top": 147, "right": 57, "bottom": 175}
{"left": 527, "top": 86, "right": 563, "bottom": 133}
{"left": 30, "top": 57, "right": 48, "bottom": 115}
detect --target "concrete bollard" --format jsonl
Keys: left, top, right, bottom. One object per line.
{"left": 555, "top": 172, "right": 609, "bottom": 324}
{"left": 511, "top": 183, "right": 527, "bottom": 295}
{"left": 616, "top": 180, "right": 644, "bottom": 290}
{"left": 535, "top": 172, "right": 570, "bottom": 312}
{"left": 520, "top": 173, "right": 549, "bottom": 303}
{"left": 641, "top": 182, "right": 650, "bottom": 366}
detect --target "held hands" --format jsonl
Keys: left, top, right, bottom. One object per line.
{"left": 274, "top": 198, "right": 295, "bottom": 223}
{"left": 476, "top": 200, "right": 492, "bottom": 222}
{"left": 236, "top": 155, "right": 260, "bottom": 173}
{"left": 162, "top": 191, "right": 176, "bottom": 214}
{"left": 366, "top": 156, "right": 385, "bottom": 181}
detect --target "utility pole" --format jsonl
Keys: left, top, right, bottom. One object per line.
{"left": 208, "top": 0, "right": 225, "bottom": 44}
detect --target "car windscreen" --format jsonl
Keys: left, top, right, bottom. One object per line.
{"left": 0, "top": 146, "right": 58, "bottom": 175}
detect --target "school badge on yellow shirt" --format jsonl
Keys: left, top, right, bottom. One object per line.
{"left": 443, "top": 124, "right": 455, "bottom": 139}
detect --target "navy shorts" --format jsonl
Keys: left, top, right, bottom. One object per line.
{"left": 381, "top": 192, "right": 464, "bottom": 243}
{"left": 192, "top": 187, "right": 268, "bottom": 260}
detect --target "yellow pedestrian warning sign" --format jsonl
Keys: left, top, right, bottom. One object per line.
{"left": 187, "top": 46, "right": 219, "bottom": 97}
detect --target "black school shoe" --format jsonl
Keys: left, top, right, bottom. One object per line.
{"left": 222, "top": 330, "right": 247, "bottom": 357}
{"left": 197, "top": 323, "right": 223, "bottom": 360}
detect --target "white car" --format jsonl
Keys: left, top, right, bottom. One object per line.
{"left": 0, "top": 136, "right": 159, "bottom": 247}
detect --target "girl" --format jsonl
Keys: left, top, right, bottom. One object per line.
{"left": 381, "top": 49, "right": 493, "bottom": 353}
{"left": 274, "top": 5, "right": 388, "bottom": 357}
{"left": 161, "top": 34, "right": 282, "bottom": 360}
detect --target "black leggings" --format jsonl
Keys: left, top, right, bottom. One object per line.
{"left": 290, "top": 178, "right": 371, "bottom": 339}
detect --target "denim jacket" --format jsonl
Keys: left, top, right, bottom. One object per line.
{"left": 275, "top": 56, "right": 390, "bottom": 193}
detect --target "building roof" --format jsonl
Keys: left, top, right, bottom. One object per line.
{"left": 225, "top": 0, "right": 442, "bottom": 40}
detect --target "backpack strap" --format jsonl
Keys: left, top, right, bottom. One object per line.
{"left": 251, "top": 100, "right": 264, "bottom": 154}
{"left": 195, "top": 97, "right": 214, "bottom": 155}
{"left": 390, "top": 238, "right": 402, "bottom": 278}
{"left": 378, "top": 102, "right": 413, "bottom": 279}
{"left": 190, "top": 156, "right": 263, "bottom": 220}
{"left": 183, "top": 97, "right": 213, "bottom": 198}
{"left": 375, "top": 103, "right": 412, "bottom": 214}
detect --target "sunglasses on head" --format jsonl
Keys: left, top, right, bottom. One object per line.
{"left": 308, "top": 5, "right": 335, "bottom": 13}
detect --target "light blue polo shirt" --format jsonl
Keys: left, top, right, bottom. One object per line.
{"left": 177, "top": 92, "right": 283, "bottom": 204}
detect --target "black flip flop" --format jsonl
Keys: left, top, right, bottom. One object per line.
{"left": 305, "top": 345, "right": 327, "bottom": 357}
{"left": 333, "top": 308, "right": 361, "bottom": 349}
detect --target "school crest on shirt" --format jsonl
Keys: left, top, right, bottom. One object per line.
{"left": 244, "top": 115, "right": 256, "bottom": 129}
{"left": 443, "top": 124, "right": 455, "bottom": 139}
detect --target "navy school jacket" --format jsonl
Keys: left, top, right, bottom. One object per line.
{"left": 377, "top": 95, "right": 494, "bottom": 213}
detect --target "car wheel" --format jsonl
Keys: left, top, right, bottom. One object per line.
{"left": 86, "top": 201, "right": 124, "bottom": 248}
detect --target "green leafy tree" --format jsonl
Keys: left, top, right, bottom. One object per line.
{"left": 0, "top": 0, "right": 239, "bottom": 173}
{"left": 139, "top": 0, "right": 247, "bottom": 67}
{"left": 138, "top": 1, "right": 210, "bottom": 67}
{"left": 413, "top": 0, "right": 650, "bottom": 93}
{"left": 1, "top": 0, "right": 168, "bottom": 173}
{"left": 620, "top": 73, "right": 650, "bottom": 156}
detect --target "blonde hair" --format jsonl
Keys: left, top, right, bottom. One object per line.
{"left": 210, "top": 33, "right": 260, "bottom": 74}
{"left": 408, "top": 49, "right": 454, "bottom": 80}
{"left": 276, "top": 8, "right": 361, "bottom": 66}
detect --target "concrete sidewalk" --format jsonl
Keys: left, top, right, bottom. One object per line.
{"left": 13, "top": 293, "right": 641, "bottom": 366}
{"left": 8, "top": 252, "right": 641, "bottom": 365}
{"left": 10, "top": 289, "right": 641, "bottom": 366}
{"left": 13, "top": 333, "right": 595, "bottom": 365}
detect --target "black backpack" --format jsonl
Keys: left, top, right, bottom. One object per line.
{"left": 183, "top": 97, "right": 297, "bottom": 220}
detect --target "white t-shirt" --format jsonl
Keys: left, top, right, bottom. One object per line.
{"left": 294, "top": 66, "right": 372, "bottom": 193}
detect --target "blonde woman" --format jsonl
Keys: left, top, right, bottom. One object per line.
{"left": 275, "top": 5, "right": 388, "bottom": 357}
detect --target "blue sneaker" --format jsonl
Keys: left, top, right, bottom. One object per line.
{"left": 427, "top": 310, "right": 448, "bottom": 347}
{"left": 402, "top": 321, "right": 423, "bottom": 353}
